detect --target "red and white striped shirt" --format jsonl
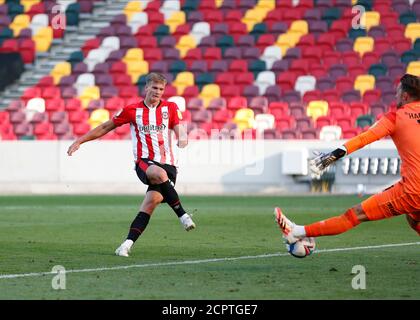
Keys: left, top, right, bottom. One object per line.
{"left": 112, "top": 100, "right": 181, "bottom": 166}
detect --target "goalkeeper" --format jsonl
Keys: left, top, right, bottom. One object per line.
{"left": 275, "top": 74, "right": 420, "bottom": 243}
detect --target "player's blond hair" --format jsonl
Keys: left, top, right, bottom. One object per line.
{"left": 146, "top": 73, "right": 167, "bottom": 86}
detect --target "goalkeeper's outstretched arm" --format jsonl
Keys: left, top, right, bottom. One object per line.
{"left": 310, "top": 113, "right": 395, "bottom": 175}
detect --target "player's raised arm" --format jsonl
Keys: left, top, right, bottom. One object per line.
{"left": 67, "top": 120, "right": 117, "bottom": 156}
{"left": 309, "top": 113, "right": 395, "bottom": 177}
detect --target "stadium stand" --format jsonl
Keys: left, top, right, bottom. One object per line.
{"left": 0, "top": 0, "right": 419, "bottom": 141}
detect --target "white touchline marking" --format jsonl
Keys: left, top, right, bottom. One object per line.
{"left": 0, "top": 242, "right": 419, "bottom": 280}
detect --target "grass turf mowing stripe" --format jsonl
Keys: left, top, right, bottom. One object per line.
{"left": 0, "top": 242, "right": 419, "bottom": 280}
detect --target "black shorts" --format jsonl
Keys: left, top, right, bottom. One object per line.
{"left": 135, "top": 158, "right": 178, "bottom": 196}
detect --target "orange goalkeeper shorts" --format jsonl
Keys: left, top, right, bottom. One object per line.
{"left": 361, "top": 181, "right": 420, "bottom": 221}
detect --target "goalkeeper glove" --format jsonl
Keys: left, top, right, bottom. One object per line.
{"left": 309, "top": 146, "right": 347, "bottom": 177}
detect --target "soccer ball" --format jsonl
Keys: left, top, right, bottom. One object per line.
{"left": 286, "top": 237, "right": 316, "bottom": 258}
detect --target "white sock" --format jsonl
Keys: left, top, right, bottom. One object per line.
{"left": 292, "top": 225, "right": 306, "bottom": 238}
{"left": 122, "top": 239, "right": 133, "bottom": 249}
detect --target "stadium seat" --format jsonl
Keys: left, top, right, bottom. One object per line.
{"left": 88, "top": 108, "right": 110, "bottom": 130}
{"left": 233, "top": 108, "right": 255, "bottom": 132}
{"left": 79, "top": 86, "right": 100, "bottom": 108}
{"left": 361, "top": 11, "right": 380, "bottom": 31}
{"left": 199, "top": 84, "right": 220, "bottom": 107}
{"left": 176, "top": 35, "right": 197, "bottom": 58}
{"left": 289, "top": 20, "right": 308, "bottom": 37}
{"left": 127, "top": 60, "right": 149, "bottom": 83}
{"left": 354, "top": 75, "right": 375, "bottom": 95}
{"left": 128, "top": 12, "right": 148, "bottom": 33}
{"left": 206, "top": 97, "right": 227, "bottom": 115}
{"left": 10, "top": 14, "right": 30, "bottom": 37}
{"left": 190, "top": 21, "right": 211, "bottom": 44}
{"left": 254, "top": 71, "right": 276, "bottom": 95}
{"left": 264, "top": 85, "right": 282, "bottom": 103}
{"left": 401, "top": 50, "right": 418, "bottom": 65}
{"left": 33, "top": 26, "right": 53, "bottom": 52}
{"left": 173, "top": 71, "right": 194, "bottom": 95}
{"left": 319, "top": 125, "right": 342, "bottom": 141}
{"left": 368, "top": 63, "right": 387, "bottom": 78}
{"left": 248, "top": 96, "right": 268, "bottom": 115}
{"left": 85, "top": 48, "right": 109, "bottom": 71}
{"left": 404, "top": 23, "right": 420, "bottom": 43}
{"left": 166, "top": 11, "right": 186, "bottom": 33}
{"left": 370, "top": 102, "right": 387, "bottom": 118}
{"left": 306, "top": 100, "right": 329, "bottom": 121}
{"left": 124, "top": 1, "right": 145, "bottom": 21}
{"left": 315, "top": 115, "right": 334, "bottom": 129}
{"left": 123, "top": 48, "right": 144, "bottom": 65}
{"left": 294, "top": 75, "right": 316, "bottom": 97}
{"left": 227, "top": 96, "right": 247, "bottom": 112}
{"left": 363, "top": 89, "right": 381, "bottom": 105}
{"left": 353, "top": 37, "right": 374, "bottom": 56}
{"left": 356, "top": 114, "right": 375, "bottom": 129}
{"left": 276, "top": 33, "right": 301, "bottom": 56}
{"left": 406, "top": 61, "right": 420, "bottom": 76}
{"left": 254, "top": 113, "right": 275, "bottom": 134}
{"left": 75, "top": 73, "right": 95, "bottom": 96}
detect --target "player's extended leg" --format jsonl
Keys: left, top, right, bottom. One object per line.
{"left": 275, "top": 205, "right": 364, "bottom": 242}
{"left": 146, "top": 165, "right": 195, "bottom": 231}
{"left": 276, "top": 182, "right": 412, "bottom": 241}
{"left": 302, "top": 205, "right": 365, "bottom": 237}
{"left": 115, "top": 191, "right": 162, "bottom": 257}
{"left": 406, "top": 213, "right": 420, "bottom": 236}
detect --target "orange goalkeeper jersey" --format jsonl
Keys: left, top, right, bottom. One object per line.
{"left": 344, "top": 101, "right": 420, "bottom": 194}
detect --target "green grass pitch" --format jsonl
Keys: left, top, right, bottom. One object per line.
{"left": 0, "top": 195, "right": 418, "bottom": 300}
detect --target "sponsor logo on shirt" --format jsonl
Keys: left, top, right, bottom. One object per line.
{"left": 405, "top": 112, "right": 420, "bottom": 120}
{"left": 139, "top": 123, "right": 167, "bottom": 133}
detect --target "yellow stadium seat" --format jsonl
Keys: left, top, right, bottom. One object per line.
{"left": 215, "top": 0, "right": 224, "bottom": 7}
{"left": 166, "top": 11, "right": 186, "bottom": 33}
{"left": 306, "top": 100, "right": 329, "bottom": 121}
{"left": 21, "top": 0, "right": 40, "bottom": 12}
{"left": 404, "top": 23, "right": 420, "bottom": 43}
{"left": 233, "top": 108, "right": 255, "bottom": 132}
{"left": 124, "top": 1, "right": 143, "bottom": 21}
{"left": 276, "top": 33, "right": 301, "bottom": 55}
{"left": 123, "top": 48, "right": 144, "bottom": 64}
{"left": 406, "top": 61, "right": 420, "bottom": 76}
{"left": 353, "top": 36, "right": 374, "bottom": 56}
{"left": 290, "top": 20, "right": 309, "bottom": 37}
{"left": 10, "top": 14, "right": 31, "bottom": 37}
{"left": 361, "top": 11, "right": 380, "bottom": 31}
{"left": 88, "top": 108, "right": 110, "bottom": 129}
{"left": 33, "top": 26, "right": 53, "bottom": 52}
{"left": 173, "top": 71, "right": 195, "bottom": 95}
{"left": 50, "top": 61, "right": 71, "bottom": 84}
{"left": 176, "top": 35, "right": 197, "bottom": 58}
{"left": 354, "top": 75, "right": 375, "bottom": 95}
{"left": 79, "top": 86, "right": 100, "bottom": 108}
{"left": 256, "top": 0, "right": 275, "bottom": 10}
{"left": 199, "top": 84, "right": 220, "bottom": 107}
{"left": 127, "top": 60, "right": 149, "bottom": 83}
{"left": 241, "top": 8, "right": 268, "bottom": 31}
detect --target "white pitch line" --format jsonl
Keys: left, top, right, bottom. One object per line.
{"left": 0, "top": 242, "right": 419, "bottom": 280}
